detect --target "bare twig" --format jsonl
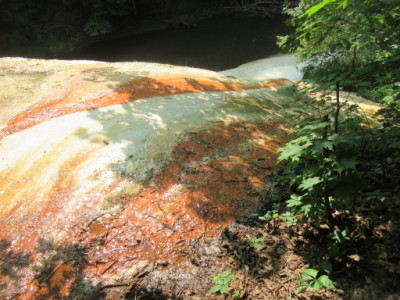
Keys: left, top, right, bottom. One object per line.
{"left": 100, "top": 283, "right": 130, "bottom": 290}
{"left": 44, "top": 260, "right": 72, "bottom": 283}
{"left": 86, "top": 213, "right": 106, "bottom": 228}
{"left": 101, "top": 259, "right": 119, "bottom": 275}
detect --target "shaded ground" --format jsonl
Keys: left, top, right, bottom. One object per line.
{"left": 116, "top": 124, "right": 400, "bottom": 300}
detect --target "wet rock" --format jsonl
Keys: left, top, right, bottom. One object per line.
{"left": 102, "top": 260, "right": 152, "bottom": 287}
{"left": 0, "top": 57, "right": 381, "bottom": 298}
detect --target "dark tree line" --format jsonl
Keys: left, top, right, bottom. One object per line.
{"left": 0, "top": 0, "right": 285, "bottom": 57}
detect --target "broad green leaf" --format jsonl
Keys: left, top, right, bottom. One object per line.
{"left": 286, "top": 194, "right": 303, "bottom": 207}
{"left": 332, "top": 230, "right": 350, "bottom": 243}
{"left": 328, "top": 134, "right": 358, "bottom": 146}
{"left": 319, "top": 275, "right": 336, "bottom": 289}
{"left": 278, "top": 143, "right": 307, "bottom": 161}
{"left": 299, "top": 177, "right": 323, "bottom": 190}
{"left": 301, "top": 122, "right": 331, "bottom": 132}
{"left": 336, "top": 157, "right": 358, "bottom": 171}
{"left": 223, "top": 275, "right": 235, "bottom": 284}
{"left": 286, "top": 199, "right": 302, "bottom": 207}
{"left": 220, "top": 285, "right": 229, "bottom": 294}
{"left": 301, "top": 268, "right": 318, "bottom": 280}
{"left": 312, "top": 279, "right": 324, "bottom": 291}
{"left": 208, "top": 285, "right": 221, "bottom": 294}
{"left": 212, "top": 278, "right": 223, "bottom": 284}
{"left": 300, "top": 204, "right": 312, "bottom": 216}
{"left": 318, "top": 260, "right": 333, "bottom": 274}
{"left": 312, "top": 140, "right": 334, "bottom": 154}
{"left": 297, "top": 283, "right": 310, "bottom": 293}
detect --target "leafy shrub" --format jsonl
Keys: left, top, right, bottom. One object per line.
{"left": 277, "top": 94, "right": 366, "bottom": 228}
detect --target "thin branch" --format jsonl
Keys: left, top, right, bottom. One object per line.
{"left": 334, "top": 81, "right": 340, "bottom": 134}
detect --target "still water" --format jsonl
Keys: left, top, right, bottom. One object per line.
{"left": 64, "top": 15, "right": 292, "bottom": 71}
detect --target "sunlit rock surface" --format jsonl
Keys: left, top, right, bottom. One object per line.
{"left": 0, "top": 57, "right": 377, "bottom": 298}
{"left": 220, "top": 54, "right": 305, "bottom": 81}
{"left": 0, "top": 58, "right": 292, "bottom": 220}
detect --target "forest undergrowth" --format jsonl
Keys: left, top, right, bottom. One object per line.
{"left": 126, "top": 84, "right": 400, "bottom": 300}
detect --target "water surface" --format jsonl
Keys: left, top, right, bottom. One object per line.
{"left": 64, "top": 15, "right": 291, "bottom": 71}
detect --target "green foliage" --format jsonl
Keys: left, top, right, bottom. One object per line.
{"left": 280, "top": 210, "right": 298, "bottom": 227}
{"left": 0, "top": 0, "right": 139, "bottom": 55}
{"left": 259, "top": 201, "right": 299, "bottom": 227}
{"left": 365, "top": 189, "right": 390, "bottom": 202}
{"left": 277, "top": 96, "right": 365, "bottom": 227}
{"left": 259, "top": 204, "right": 279, "bottom": 221}
{"left": 233, "top": 290, "right": 241, "bottom": 298}
{"left": 331, "top": 229, "right": 350, "bottom": 244}
{"left": 298, "top": 259, "right": 335, "bottom": 293}
{"left": 209, "top": 269, "right": 236, "bottom": 296}
{"left": 273, "top": 86, "right": 398, "bottom": 293}
{"left": 297, "top": 268, "right": 335, "bottom": 293}
{"left": 275, "top": 0, "right": 399, "bottom": 294}
{"left": 247, "top": 236, "right": 264, "bottom": 249}
{"left": 0, "top": 0, "right": 223, "bottom": 56}
{"left": 279, "top": 0, "right": 400, "bottom": 106}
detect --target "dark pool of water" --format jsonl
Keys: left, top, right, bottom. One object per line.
{"left": 63, "top": 15, "right": 292, "bottom": 71}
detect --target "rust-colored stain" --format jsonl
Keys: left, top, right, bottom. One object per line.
{"left": 0, "top": 148, "right": 115, "bottom": 263}
{"left": 78, "top": 121, "right": 289, "bottom": 275}
{"left": 0, "top": 147, "right": 90, "bottom": 217}
{"left": 0, "top": 72, "right": 291, "bottom": 298}
{"left": 0, "top": 76, "right": 288, "bottom": 140}
{"left": 41, "top": 261, "right": 75, "bottom": 299}
{"left": 0, "top": 121, "right": 290, "bottom": 298}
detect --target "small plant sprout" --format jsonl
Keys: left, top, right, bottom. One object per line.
{"left": 259, "top": 203, "right": 279, "bottom": 221}
{"left": 332, "top": 229, "right": 350, "bottom": 244}
{"left": 208, "top": 269, "right": 235, "bottom": 295}
{"left": 233, "top": 290, "right": 241, "bottom": 298}
{"left": 365, "top": 189, "right": 390, "bottom": 202}
{"left": 247, "top": 236, "right": 264, "bottom": 249}
{"left": 297, "top": 268, "right": 335, "bottom": 293}
{"left": 280, "top": 211, "right": 298, "bottom": 227}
